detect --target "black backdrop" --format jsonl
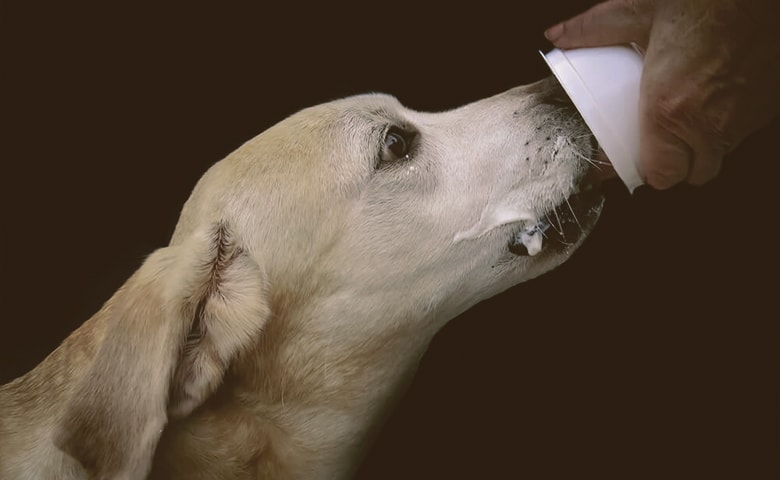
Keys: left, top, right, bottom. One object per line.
{"left": 2, "top": 2, "right": 778, "bottom": 478}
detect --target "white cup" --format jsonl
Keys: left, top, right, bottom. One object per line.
{"left": 540, "top": 45, "right": 644, "bottom": 192}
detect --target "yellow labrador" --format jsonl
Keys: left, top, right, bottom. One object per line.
{"left": 0, "top": 77, "right": 606, "bottom": 479}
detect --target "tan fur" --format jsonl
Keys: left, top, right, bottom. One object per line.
{"left": 0, "top": 79, "right": 604, "bottom": 479}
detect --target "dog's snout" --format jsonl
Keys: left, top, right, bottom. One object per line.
{"left": 513, "top": 76, "right": 573, "bottom": 108}
{"left": 538, "top": 77, "right": 572, "bottom": 107}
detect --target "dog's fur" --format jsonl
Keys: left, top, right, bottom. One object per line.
{"left": 0, "top": 77, "right": 605, "bottom": 479}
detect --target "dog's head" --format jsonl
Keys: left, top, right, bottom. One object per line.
{"left": 52, "top": 77, "right": 606, "bottom": 477}
{"left": 173, "top": 76, "right": 604, "bottom": 322}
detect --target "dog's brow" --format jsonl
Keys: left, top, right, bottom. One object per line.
{"left": 347, "top": 108, "right": 404, "bottom": 145}
{"left": 349, "top": 102, "right": 406, "bottom": 125}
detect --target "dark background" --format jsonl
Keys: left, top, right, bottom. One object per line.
{"left": 2, "top": 2, "right": 777, "bottom": 478}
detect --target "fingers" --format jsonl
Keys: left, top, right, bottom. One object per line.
{"left": 545, "top": 0, "right": 651, "bottom": 49}
{"left": 687, "top": 150, "right": 723, "bottom": 186}
{"left": 637, "top": 112, "right": 691, "bottom": 189}
{"left": 545, "top": 0, "right": 731, "bottom": 190}
{"left": 639, "top": 92, "right": 725, "bottom": 189}
{"left": 637, "top": 134, "right": 723, "bottom": 189}
{"left": 636, "top": 11, "right": 727, "bottom": 190}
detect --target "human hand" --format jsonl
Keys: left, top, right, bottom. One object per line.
{"left": 545, "top": 0, "right": 780, "bottom": 189}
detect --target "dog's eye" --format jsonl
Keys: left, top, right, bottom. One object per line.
{"left": 378, "top": 127, "right": 414, "bottom": 167}
{"left": 385, "top": 131, "right": 407, "bottom": 157}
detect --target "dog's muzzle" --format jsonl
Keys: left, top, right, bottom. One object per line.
{"left": 508, "top": 183, "right": 604, "bottom": 256}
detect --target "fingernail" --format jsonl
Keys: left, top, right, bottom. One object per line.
{"left": 544, "top": 23, "right": 564, "bottom": 43}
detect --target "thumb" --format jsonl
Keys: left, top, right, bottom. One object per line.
{"left": 638, "top": 99, "right": 725, "bottom": 189}
{"left": 545, "top": 0, "right": 651, "bottom": 49}
{"left": 638, "top": 119, "right": 692, "bottom": 189}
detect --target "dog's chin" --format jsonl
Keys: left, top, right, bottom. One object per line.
{"left": 507, "top": 180, "right": 605, "bottom": 257}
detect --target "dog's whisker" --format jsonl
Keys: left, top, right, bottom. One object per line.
{"left": 551, "top": 208, "right": 565, "bottom": 236}
{"left": 543, "top": 212, "right": 563, "bottom": 237}
{"left": 563, "top": 137, "right": 611, "bottom": 170}
{"left": 565, "top": 197, "right": 584, "bottom": 233}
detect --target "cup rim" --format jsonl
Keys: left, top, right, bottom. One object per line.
{"left": 540, "top": 46, "right": 644, "bottom": 192}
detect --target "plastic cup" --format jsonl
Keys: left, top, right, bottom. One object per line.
{"left": 540, "top": 45, "right": 644, "bottom": 192}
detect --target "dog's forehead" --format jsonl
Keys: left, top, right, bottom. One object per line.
{"left": 328, "top": 93, "right": 415, "bottom": 131}
{"left": 280, "top": 93, "right": 416, "bottom": 170}
{"left": 335, "top": 93, "right": 406, "bottom": 116}
{"left": 268, "top": 93, "right": 411, "bottom": 156}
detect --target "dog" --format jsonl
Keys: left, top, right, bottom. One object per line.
{"left": 0, "top": 76, "right": 608, "bottom": 479}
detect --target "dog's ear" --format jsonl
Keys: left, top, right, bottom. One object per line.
{"left": 53, "top": 225, "right": 268, "bottom": 479}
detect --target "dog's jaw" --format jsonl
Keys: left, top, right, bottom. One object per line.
{"left": 508, "top": 180, "right": 605, "bottom": 256}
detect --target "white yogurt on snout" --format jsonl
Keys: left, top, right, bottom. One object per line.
{"left": 453, "top": 206, "right": 537, "bottom": 243}
{"left": 518, "top": 228, "right": 543, "bottom": 256}
{"left": 452, "top": 202, "right": 553, "bottom": 256}
{"left": 514, "top": 220, "right": 551, "bottom": 256}
{"left": 452, "top": 206, "right": 552, "bottom": 256}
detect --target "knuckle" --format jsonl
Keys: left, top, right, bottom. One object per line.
{"left": 622, "top": 0, "right": 649, "bottom": 18}
{"left": 646, "top": 94, "right": 690, "bottom": 132}
{"left": 575, "top": 14, "right": 590, "bottom": 39}
{"left": 647, "top": 92, "right": 733, "bottom": 149}
{"left": 701, "top": 108, "right": 734, "bottom": 151}
{"left": 687, "top": 173, "right": 715, "bottom": 186}
{"left": 622, "top": 0, "right": 640, "bottom": 16}
{"left": 688, "top": 153, "right": 724, "bottom": 186}
{"left": 688, "top": 169, "right": 719, "bottom": 186}
{"left": 646, "top": 167, "right": 687, "bottom": 189}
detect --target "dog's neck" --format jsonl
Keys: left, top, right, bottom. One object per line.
{"left": 152, "top": 287, "right": 438, "bottom": 479}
